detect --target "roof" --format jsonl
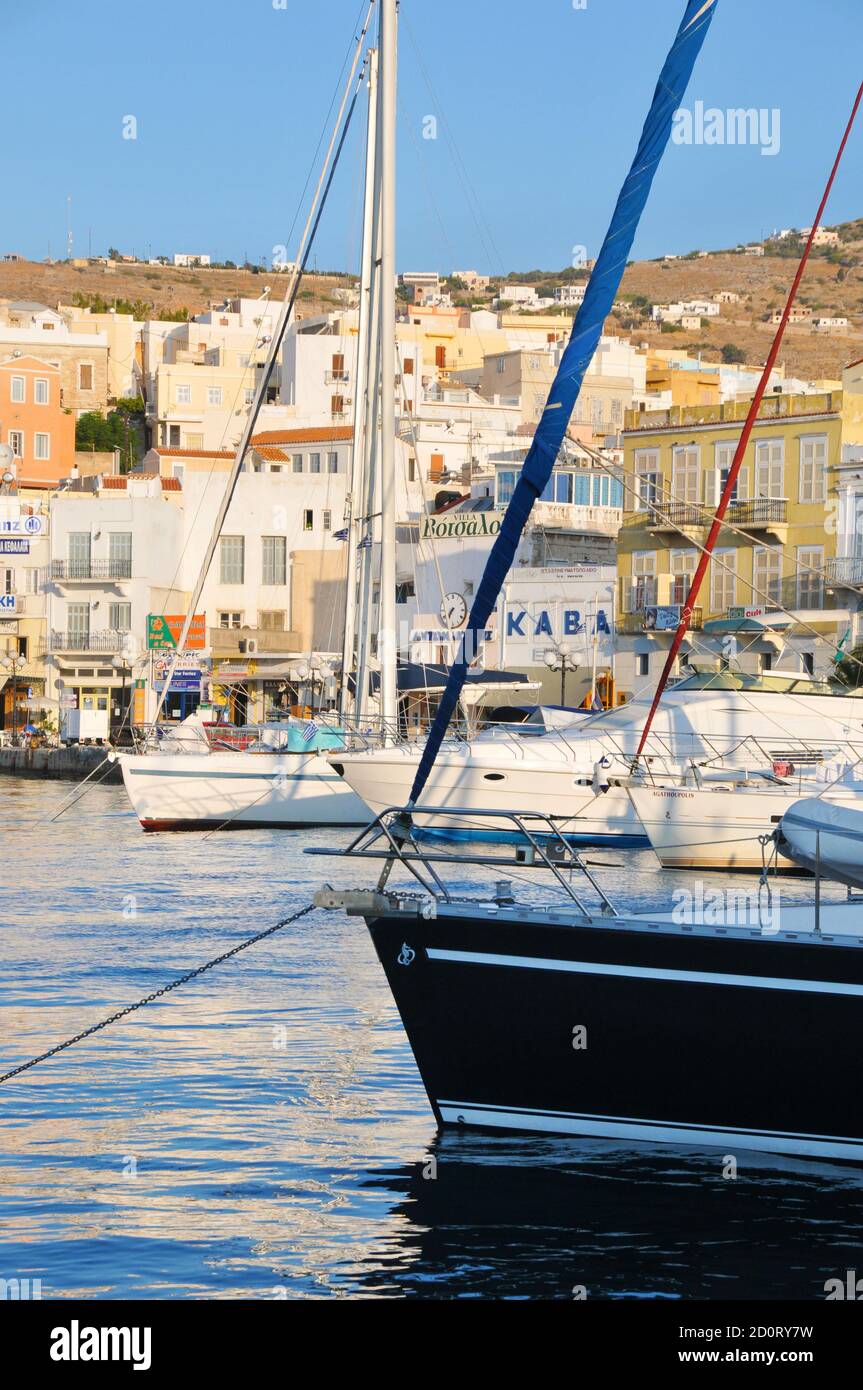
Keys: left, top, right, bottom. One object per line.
{"left": 252, "top": 446, "right": 291, "bottom": 462}
{"left": 4, "top": 300, "right": 55, "bottom": 314}
{"left": 100, "top": 474, "right": 182, "bottom": 492}
{"left": 251, "top": 426, "right": 354, "bottom": 445}
{"left": 148, "top": 447, "right": 234, "bottom": 459}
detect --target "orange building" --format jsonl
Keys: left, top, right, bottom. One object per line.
{"left": 0, "top": 354, "right": 77, "bottom": 488}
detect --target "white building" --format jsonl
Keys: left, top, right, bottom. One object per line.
{"left": 173, "top": 253, "right": 211, "bottom": 268}
{"left": 554, "top": 285, "right": 587, "bottom": 307}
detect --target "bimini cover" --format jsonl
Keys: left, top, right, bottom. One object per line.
{"left": 777, "top": 796, "right": 863, "bottom": 890}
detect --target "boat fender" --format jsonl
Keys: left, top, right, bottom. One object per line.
{"left": 592, "top": 756, "right": 612, "bottom": 795}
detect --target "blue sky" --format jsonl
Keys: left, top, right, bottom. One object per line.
{"left": 2, "top": 0, "right": 861, "bottom": 274}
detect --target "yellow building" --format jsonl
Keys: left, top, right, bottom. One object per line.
{"left": 616, "top": 390, "right": 859, "bottom": 694}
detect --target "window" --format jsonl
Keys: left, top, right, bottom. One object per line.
{"left": 496, "top": 357, "right": 506, "bottom": 374}
{"left": 331, "top": 395, "right": 345, "bottom": 416}
{"left": 710, "top": 549, "right": 736, "bottom": 613}
{"left": 218, "top": 611, "right": 242, "bottom": 628}
{"left": 430, "top": 453, "right": 444, "bottom": 480}
{"left": 755, "top": 439, "right": 784, "bottom": 498}
{"left": 67, "top": 603, "right": 90, "bottom": 642}
{"left": 799, "top": 435, "right": 827, "bottom": 504}
{"left": 8, "top": 431, "right": 23, "bottom": 457}
{"left": 169, "top": 424, "right": 181, "bottom": 447}
{"left": 669, "top": 548, "right": 696, "bottom": 604}
{"left": 634, "top": 449, "right": 660, "bottom": 510}
{"left": 395, "top": 580, "right": 416, "bottom": 604}
{"left": 802, "top": 652, "right": 815, "bottom": 676}
{"left": 259, "top": 610, "right": 285, "bottom": 631}
{"left": 497, "top": 470, "right": 517, "bottom": 507}
{"left": 797, "top": 545, "right": 824, "bottom": 608}
{"left": 10, "top": 375, "right": 24, "bottom": 403}
{"left": 435, "top": 345, "right": 447, "bottom": 370}
{"left": 753, "top": 545, "right": 782, "bottom": 604}
{"left": 328, "top": 452, "right": 339, "bottom": 474}
{"left": 292, "top": 454, "right": 304, "bottom": 474}
{"left": 636, "top": 653, "right": 650, "bottom": 678}
{"left": 78, "top": 363, "right": 94, "bottom": 391}
{"left": 244, "top": 388, "right": 255, "bottom": 405}
{"left": 632, "top": 551, "right": 656, "bottom": 608}
{"left": 262, "top": 536, "right": 287, "bottom": 586}
{"left": 176, "top": 384, "right": 192, "bottom": 405}
{"left": 591, "top": 398, "right": 604, "bottom": 431}
{"left": 707, "top": 441, "right": 744, "bottom": 505}
{"left": 303, "top": 510, "right": 314, "bottom": 531}
{"left": 220, "top": 535, "right": 245, "bottom": 584}
{"left": 34, "top": 433, "right": 50, "bottom": 460}
{"left": 207, "top": 387, "right": 223, "bottom": 407}
{"left": 309, "top": 452, "right": 321, "bottom": 474}
{"left": 68, "top": 532, "right": 91, "bottom": 577}
{"left": 323, "top": 510, "right": 331, "bottom": 531}
{"left": 109, "top": 602, "right": 131, "bottom": 630}
{"left": 109, "top": 532, "right": 132, "bottom": 576}
{"left": 34, "top": 377, "right": 49, "bottom": 404}
{"left": 403, "top": 357, "right": 414, "bottom": 376}
{"left": 671, "top": 446, "right": 699, "bottom": 504}
{"left": 408, "top": 458, "right": 416, "bottom": 483}
{"left": 186, "top": 433, "right": 204, "bottom": 450}
{"left": 173, "top": 464, "right": 185, "bottom": 486}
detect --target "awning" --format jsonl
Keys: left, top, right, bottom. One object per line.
{"left": 703, "top": 616, "right": 792, "bottom": 635}
{"left": 396, "top": 663, "right": 531, "bottom": 693}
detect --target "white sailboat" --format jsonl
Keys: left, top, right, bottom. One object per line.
{"left": 121, "top": 11, "right": 395, "bottom": 832}
{"left": 332, "top": 671, "right": 863, "bottom": 841}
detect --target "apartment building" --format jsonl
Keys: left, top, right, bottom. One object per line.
{"left": 0, "top": 301, "right": 109, "bottom": 414}
{"left": 0, "top": 355, "right": 76, "bottom": 487}
{"left": 616, "top": 390, "right": 857, "bottom": 694}
{"left": 0, "top": 493, "right": 51, "bottom": 735}
{"left": 479, "top": 335, "right": 645, "bottom": 436}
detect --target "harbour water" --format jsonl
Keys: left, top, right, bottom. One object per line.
{"left": 2, "top": 774, "right": 862, "bottom": 1301}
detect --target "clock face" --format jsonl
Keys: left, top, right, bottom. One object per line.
{"left": 440, "top": 591, "right": 468, "bottom": 628}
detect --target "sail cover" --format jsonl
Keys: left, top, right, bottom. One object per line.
{"left": 408, "top": 0, "right": 718, "bottom": 808}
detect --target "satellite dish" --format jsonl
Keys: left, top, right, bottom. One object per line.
{"left": 0, "top": 443, "right": 15, "bottom": 468}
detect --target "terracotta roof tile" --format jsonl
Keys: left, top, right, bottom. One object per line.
{"left": 251, "top": 426, "right": 354, "bottom": 445}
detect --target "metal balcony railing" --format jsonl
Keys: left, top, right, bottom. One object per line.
{"left": 50, "top": 559, "right": 132, "bottom": 581}
{"left": 49, "top": 629, "right": 130, "bottom": 653}
{"left": 324, "top": 369, "right": 350, "bottom": 384}
{"left": 647, "top": 502, "right": 709, "bottom": 529}
{"left": 825, "top": 556, "right": 863, "bottom": 588}
{"left": 727, "top": 498, "right": 787, "bottom": 528}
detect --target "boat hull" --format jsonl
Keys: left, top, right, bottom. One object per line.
{"left": 120, "top": 750, "right": 370, "bottom": 830}
{"left": 334, "top": 750, "right": 648, "bottom": 844}
{"left": 367, "top": 906, "right": 863, "bottom": 1161}
{"left": 629, "top": 784, "right": 860, "bottom": 871}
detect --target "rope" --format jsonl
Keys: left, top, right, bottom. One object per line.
{"left": 0, "top": 902, "right": 317, "bottom": 1085}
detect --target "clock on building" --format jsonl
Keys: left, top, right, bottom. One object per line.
{"left": 440, "top": 591, "right": 468, "bottom": 628}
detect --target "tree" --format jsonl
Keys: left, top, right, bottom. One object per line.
{"left": 721, "top": 342, "right": 746, "bottom": 364}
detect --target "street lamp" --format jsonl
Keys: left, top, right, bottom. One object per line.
{"left": 0, "top": 650, "right": 26, "bottom": 745}
{"left": 544, "top": 640, "right": 578, "bottom": 708}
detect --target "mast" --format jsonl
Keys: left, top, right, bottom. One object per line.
{"left": 340, "top": 46, "right": 379, "bottom": 719}
{"left": 377, "top": 0, "right": 398, "bottom": 737}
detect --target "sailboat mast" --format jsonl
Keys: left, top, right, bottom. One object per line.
{"left": 377, "top": 0, "right": 398, "bottom": 737}
{"left": 340, "top": 46, "right": 379, "bottom": 719}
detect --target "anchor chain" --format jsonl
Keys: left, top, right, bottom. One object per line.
{"left": 0, "top": 902, "right": 317, "bottom": 1085}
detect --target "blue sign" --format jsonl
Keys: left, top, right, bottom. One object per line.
{"left": 154, "top": 668, "right": 202, "bottom": 693}
{"left": 0, "top": 595, "right": 16, "bottom": 611}
{"left": 0, "top": 538, "right": 30, "bottom": 554}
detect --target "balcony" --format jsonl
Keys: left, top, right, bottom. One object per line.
{"left": 727, "top": 498, "right": 788, "bottom": 536}
{"left": 209, "top": 626, "right": 301, "bottom": 657}
{"left": 825, "top": 556, "right": 863, "bottom": 590}
{"left": 324, "top": 369, "right": 350, "bottom": 384}
{"left": 48, "top": 629, "right": 130, "bottom": 654}
{"left": 49, "top": 559, "right": 132, "bottom": 582}
{"left": 646, "top": 502, "right": 710, "bottom": 533}
{"left": 619, "top": 607, "right": 702, "bottom": 635}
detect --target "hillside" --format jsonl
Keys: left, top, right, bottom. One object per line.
{"left": 0, "top": 259, "right": 353, "bottom": 323}
{"left": 3, "top": 218, "right": 863, "bottom": 381}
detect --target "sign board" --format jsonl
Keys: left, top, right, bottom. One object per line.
{"left": 0, "top": 538, "right": 29, "bottom": 555}
{"left": 153, "top": 667, "right": 202, "bottom": 694}
{"left": 0, "top": 515, "right": 42, "bottom": 535}
{"left": 147, "top": 613, "right": 207, "bottom": 650}
{"left": 728, "top": 605, "right": 767, "bottom": 620}
{"left": 0, "top": 595, "right": 18, "bottom": 614}
{"left": 420, "top": 512, "right": 505, "bottom": 542}
{"left": 643, "top": 605, "right": 681, "bottom": 632}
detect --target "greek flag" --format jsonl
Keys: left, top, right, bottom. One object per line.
{"left": 333, "top": 527, "right": 349, "bottom": 541}
{"left": 302, "top": 720, "right": 318, "bottom": 744}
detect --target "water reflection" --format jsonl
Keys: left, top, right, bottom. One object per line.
{"left": 0, "top": 777, "right": 859, "bottom": 1300}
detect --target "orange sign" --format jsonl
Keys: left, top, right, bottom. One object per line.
{"left": 148, "top": 613, "right": 207, "bottom": 650}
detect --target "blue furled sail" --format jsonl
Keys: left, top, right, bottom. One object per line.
{"left": 408, "top": 0, "right": 718, "bottom": 809}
